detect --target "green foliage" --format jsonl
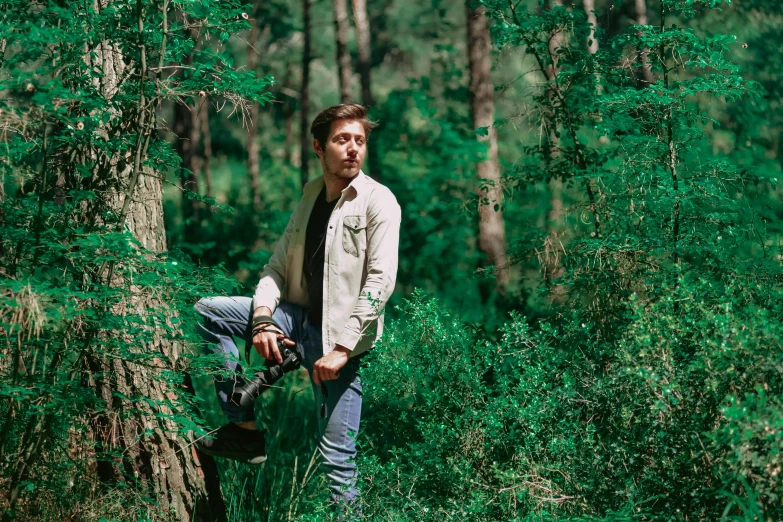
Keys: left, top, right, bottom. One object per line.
{"left": 3, "top": 0, "right": 783, "bottom": 520}
{"left": 358, "top": 268, "right": 783, "bottom": 520}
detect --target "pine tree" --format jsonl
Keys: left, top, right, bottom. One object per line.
{"left": 0, "top": 1, "right": 272, "bottom": 519}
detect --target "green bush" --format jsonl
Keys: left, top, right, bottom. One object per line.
{"left": 357, "top": 274, "right": 783, "bottom": 521}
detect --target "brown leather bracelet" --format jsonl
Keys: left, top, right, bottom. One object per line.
{"left": 246, "top": 320, "right": 285, "bottom": 364}
{"left": 251, "top": 314, "right": 277, "bottom": 329}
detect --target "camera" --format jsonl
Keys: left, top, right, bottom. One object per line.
{"left": 230, "top": 339, "right": 301, "bottom": 408}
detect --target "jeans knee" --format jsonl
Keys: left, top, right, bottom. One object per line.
{"left": 194, "top": 297, "right": 209, "bottom": 315}
{"left": 193, "top": 298, "right": 217, "bottom": 339}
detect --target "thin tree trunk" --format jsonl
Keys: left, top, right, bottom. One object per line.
{"left": 174, "top": 98, "right": 198, "bottom": 234}
{"left": 511, "top": 1, "right": 600, "bottom": 254}
{"left": 659, "top": 3, "right": 680, "bottom": 265}
{"left": 247, "top": 103, "right": 261, "bottom": 212}
{"left": 246, "top": 14, "right": 269, "bottom": 214}
{"left": 544, "top": 0, "right": 565, "bottom": 154}
{"left": 635, "top": 0, "right": 654, "bottom": 86}
{"left": 466, "top": 4, "right": 509, "bottom": 296}
{"left": 190, "top": 39, "right": 204, "bottom": 195}
{"left": 583, "top": 0, "right": 607, "bottom": 114}
{"left": 351, "top": 0, "right": 381, "bottom": 180}
{"left": 301, "top": 0, "right": 312, "bottom": 189}
{"left": 282, "top": 63, "right": 296, "bottom": 164}
{"left": 334, "top": 0, "right": 352, "bottom": 103}
{"left": 352, "top": 0, "right": 372, "bottom": 113}
{"left": 583, "top": 0, "right": 598, "bottom": 55}
{"left": 547, "top": 0, "right": 565, "bottom": 78}
{"left": 199, "top": 100, "right": 212, "bottom": 198}
{"left": 543, "top": 0, "right": 566, "bottom": 290}
{"left": 174, "top": 26, "right": 199, "bottom": 240}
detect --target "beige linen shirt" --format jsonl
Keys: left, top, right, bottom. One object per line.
{"left": 251, "top": 171, "right": 401, "bottom": 358}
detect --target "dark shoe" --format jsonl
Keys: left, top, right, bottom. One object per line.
{"left": 195, "top": 423, "right": 267, "bottom": 464}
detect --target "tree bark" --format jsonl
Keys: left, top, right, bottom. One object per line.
{"left": 635, "top": 0, "right": 654, "bottom": 86}
{"left": 351, "top": 0, "right": 381, "bottom": 180}
{"left": 466, "top": 4, "right": 509, "bottom": 296}
{"left": 85, "top": 5, "right": 226, "bottom": 520}
{"left": 301, "top": 0, "right": 312, "bottom": 189}
{"left": 334, "top": 0, "right": 352, "bottom": 103}
{"left": 199, "top": 99, "right": 212, "bottom": 198}
{"left": 90, "top": 165, "right": 227, "bottom": 520}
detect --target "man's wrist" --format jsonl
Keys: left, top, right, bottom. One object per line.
{"left": 334, "top": 345, "right": 351, "bottom": 355}
{"left": 253, "top": 306, "right": 272, "bottom": 319}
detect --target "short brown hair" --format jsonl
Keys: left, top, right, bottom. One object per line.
{"left": 310, "top": 104, "right": 378, "bottom": 147}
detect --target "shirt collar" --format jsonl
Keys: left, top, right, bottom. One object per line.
{"left": 342, "top": 170, "right": 368, "bottom": 196}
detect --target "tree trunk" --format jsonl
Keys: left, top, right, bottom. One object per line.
{"left": 173, "top": 32, "right": 199, "bottom": 241}
{"left": 247, "top": 102, "right": 262, "bottom": 213}
{"left": 174, "top": 98, "right": 198, "bottom": 234}
{"left": 85, "top": 8, "right": 226, "bottom": 521}
{"left": 89, "top": 167, "right": 227, "bottom": 522}
{"left": 466, "top": 4, "right": 509, "bottom": 296}
{"left": 546, "top": 0, "right": 565, "bottom": 79}
{"left": 583, "top": 0, "right": 598, "bottom": 55}
{"left": 352, "top": 0, "right": 372, "bottom": 114}
{"left": 583, "top": 0, "right": 606, "bottom": 108}
{"left": 635, "top": 0, "right": 654, "bottom": 86}
{"left": 282, "top": 63, "right": 296, "bottom": 165}
{"left": 543, "top": 0, "right": 566, "bottom": 293}
{"left": 301, "top": 0, "right": 312, "bottom": 189}
{"left": 351, "top": 0, "right": 381, "bottom": 179}
{"left": 199, "top": 100, "right": 213, "bottom": 198}
{"left": 334, "top": 0, "right": 352, "bottom": 103}
{"left": 246, "top": 14, "right": 270, "bottom": 214}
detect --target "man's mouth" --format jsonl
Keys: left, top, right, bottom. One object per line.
{"left": 344, "top": 159, "right": 357, "bottom": 164}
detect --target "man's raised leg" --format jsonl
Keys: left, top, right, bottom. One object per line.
{"left": 194, "top": 296, "right": 256, "bottom": 423}
{"left": 194, "top": 295, "right": 273, "bottom": 463}
{"left": 193, "top": 297, "right": 307, "bottom": 464}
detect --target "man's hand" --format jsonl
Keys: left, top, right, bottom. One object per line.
{"left": 252, "top": 307, "right": 294, "bottom": 364}
{"left": 312, "top": 346, "right": 350, "bottom": 385}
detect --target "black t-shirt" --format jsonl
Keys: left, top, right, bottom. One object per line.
{"left": 304, "top": 186, "right": 339, "bottom": 326}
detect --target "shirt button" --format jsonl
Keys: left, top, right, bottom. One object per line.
{"left": 329, "top": 226, "right": 333, "bottom": 229}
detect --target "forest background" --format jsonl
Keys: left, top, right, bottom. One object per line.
{"left": 1, "top": 0, "right": 782, "bottom": 521}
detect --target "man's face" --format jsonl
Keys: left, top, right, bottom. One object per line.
{"left": 315, "top": 119, "right": 367, "bottom": 180}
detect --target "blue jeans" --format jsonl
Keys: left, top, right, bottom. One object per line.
{"left": 194, "top": 296, "right": 362, "bottom": 513}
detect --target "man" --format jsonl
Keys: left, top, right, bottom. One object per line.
{"left": 194, "top": 104, "right": 401, "bottom": 515}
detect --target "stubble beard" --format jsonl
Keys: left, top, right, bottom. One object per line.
{"left": 323, "top": 155, "right": 361, "bottom": 181}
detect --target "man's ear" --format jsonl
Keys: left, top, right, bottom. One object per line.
{"left": 313, "top": 139, "right": 323, "bottom": 158}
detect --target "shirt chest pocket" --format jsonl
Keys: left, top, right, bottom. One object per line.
{"left": 342, "top": 215, "right": 367, "bottom": 257}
